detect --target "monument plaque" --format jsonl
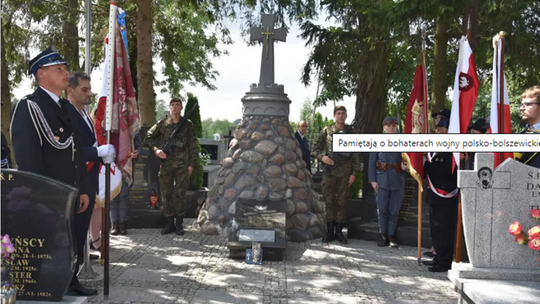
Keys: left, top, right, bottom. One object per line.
{"left": 228, "top": 198, "right": 286, "bottom": 261}
{"left": 1, "top": 169, "right": 78, "bottom": 301}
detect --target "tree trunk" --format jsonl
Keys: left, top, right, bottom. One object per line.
{"left": 63, "top": 0, "right": 80, "bottom": 70}
{"left": 353, "top": 17, "right": 390, "bottom": 207}
{"left": 1, "top": 26, "right": 15, "bottom": 167}
{"left": 137, "top": 0, "right": 155, "bottom": 127}
{"left": 431, "top": 15, "right": 449, "bottom": 117}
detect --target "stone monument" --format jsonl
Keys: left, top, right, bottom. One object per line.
{"left": 197, "top": 14, "right": 325, "bottom": 249}
{"left": 1, "top": 169, "right": 78, "bottom": 301}
{"left": 449, "top": 153, "right": 540, "bottom": 283}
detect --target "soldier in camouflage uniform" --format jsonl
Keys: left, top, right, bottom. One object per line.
{"left": 144, "top": 98, "right": 198, "bottom": 235}
{"left": 312, "top": 105, "right": 362, "bottom": 244}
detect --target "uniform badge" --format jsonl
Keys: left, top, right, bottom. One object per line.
{"left": 54, "top": 136, "right": 60, "bottom": 141}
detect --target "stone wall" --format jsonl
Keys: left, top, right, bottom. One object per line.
{"left": 197, "top": 115, "right": 325, "bottom": 242}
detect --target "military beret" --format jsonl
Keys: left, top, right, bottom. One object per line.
{"left": 28, "top": 46, "right": 67, "bottom": 76}
{"left": 170, "top": 97, "right": 183, "bottom": 105}
{"left": 383, "top": 117, "right": 398, "bottom": 125}
{"left": 334, "top": 105, "right": 347, "bottom": 114}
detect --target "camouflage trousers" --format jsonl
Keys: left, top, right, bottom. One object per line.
{"left": 159, "top": 165, "right": 189, "bottom": 217}
{"left": 321, "top": 174, "right": 351, "bottom": 223}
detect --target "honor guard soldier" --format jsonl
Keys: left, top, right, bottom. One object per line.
{"left": 143, "top": 98, "right": 198, "bottom": 235}
{"left": 10, "top": 47, "right": 97, "bottom": 296}
{"left": 515, "top": 86, "right": 540, "bottom": 168}
{"left": 312, "top": 105, "right": 362, "bottom": 244}
{"left": 368, "top": 117, "right": 408, "bottom": 248}
{"left": 422, "top": 117, "right": 459, "bottom": 272}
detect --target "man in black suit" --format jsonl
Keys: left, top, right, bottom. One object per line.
{"left": 10, "top": 47, "right": 97, "bottom": 296}
{"left": 294, "top": 120, "right": 311, "bottom": 173}
{"left": 516, "top": 86, "right": 540, "bottom": 168}
{"left": 66, "top": 72, "right": 115, "bottom": 261}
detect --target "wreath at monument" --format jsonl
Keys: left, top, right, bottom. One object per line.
{"left": 508, "top": 209, "right": 540, "bottom": 266}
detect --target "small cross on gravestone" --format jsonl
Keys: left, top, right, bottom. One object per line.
{"left": 250, "top": 14, "right": 287, "bottom": 87}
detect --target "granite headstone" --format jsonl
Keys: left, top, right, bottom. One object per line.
{"left": 450, "top": 153, "right": 540, "bottom": 281}
{"left": 1, "top": 169, "right": 78, "bottom": 301}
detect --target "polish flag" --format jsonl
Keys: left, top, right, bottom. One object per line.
{"left": 490, "top": 37, "right": 513, "bottom": 168}
{"left": 448, "top": 36, "right": 479, "bottom": 169}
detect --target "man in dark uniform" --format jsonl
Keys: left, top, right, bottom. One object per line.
{"left": 67, "top": 71, "right": 115, "bottom": 260}
{"left": 368, "top": 117, "right": 408, "bottom": 248}
{"left": 515, "top": 86, "right": 540, "bottom": 168}
{"left": 10, "top": 47, "right": 97, "bottom": 296}
{"left": 422, "top": 117, "right": 459, "bottom": 272}
{"left": 143, "top": 98, "right": 198, "bottom": 235}
{"left": 294, "top": 120, "right": 311, "bottom": 173}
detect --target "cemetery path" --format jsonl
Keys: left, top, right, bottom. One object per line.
{"left": 81, "top": 219, "right": 457, "bottom": 304}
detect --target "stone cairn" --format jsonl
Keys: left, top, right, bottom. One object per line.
{"left": 197, "top": 116, "right": 325, "bottom": 241}
{"left": 196, "top": 14, "right": 325, "bottom": 242}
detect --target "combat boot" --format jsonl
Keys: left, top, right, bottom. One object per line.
{"left": 175, "top": 216, "right": 185, "bottom": 235}
{"left": 161, "top": 217, "right": 175, "bottom": 235}
{"left": 335, "top": 222, "right": 348, "bottom": 244}
{"left": 377, "top": 233, "right": 389, "bottom": 247}
{"left": 322, "top": 221, "right": 335, "bottom": 243}
{"left": 110, "top": 222, "right": 119, "bottom": 235}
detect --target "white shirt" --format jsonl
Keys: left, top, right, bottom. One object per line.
{"left": 40, "top": 86, "right": 62, "bottom": 108}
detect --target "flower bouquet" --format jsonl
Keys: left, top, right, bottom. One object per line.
{"left": 508, "top": 209, "right": 540, "bottom": 266}
{"left": 1, "top": 234, "right": 17, "bottom": 304}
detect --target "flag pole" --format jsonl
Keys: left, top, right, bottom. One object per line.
{"left": 455, "top": 12, "right": 472, "bottom": 264}
{"left": 498, "top": 32, "right": 506, "bottom": 164}
{"left": 102, "top": 2, "right": 117, "bottom": 300}
{"left": 78, "top": 0, "right": 97, "bottom": 280}
{"left": 416, "top": 28, "right": 428, "bottom": 266}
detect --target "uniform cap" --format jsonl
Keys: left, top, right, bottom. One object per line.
{"left": 28, "top": 46, "right": 67, "bottom": 76}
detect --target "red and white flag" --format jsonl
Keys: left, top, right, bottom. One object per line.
{"left": 403, "top": 65, "right": 429, "bottom": 191}
{"left": 490, "top": 37, "right": 513, "bottom": 168}
{"left": 94, "top": 6, "right": 141, "bottom": 204}
{"left": 449, "top": 36, "right": 479, "bottom": 169}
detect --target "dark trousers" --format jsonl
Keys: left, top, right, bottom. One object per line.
{"left": 71, "top": 192, "right": 95, "bottom": 286}
{"left": 428, "top": 191, "right": 458, "bottom": 269}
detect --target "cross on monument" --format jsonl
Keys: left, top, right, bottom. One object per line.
{"left": 250, "top": 14, "right": 287, "bottom": 86}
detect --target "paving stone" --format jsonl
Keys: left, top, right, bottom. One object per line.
{"left": 92, "top": 285, "right": 174, "bottom": 303}
{"left": 117, "top": 267, "right": 187, "bottom": 283}
{"left": 201, "top": 270, "right": 266, "bottom": 288}
{"left": 136, "top": 254, "right": 197, "bottom": 266}
{"left": 189, "top": 290, "right": 263, "bottom": 304}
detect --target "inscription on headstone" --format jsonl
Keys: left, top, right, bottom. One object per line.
{"left": 1, "top": 170, "right": 78, "bottom": 301}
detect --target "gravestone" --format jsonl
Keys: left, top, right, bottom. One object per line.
{"left": 228, "top": 198, "right": 286, "bottom": 261}
{"left": 1, "top": 169, "right": 78, "bottom": 301}
{"left": 449, "top": 153, "right": 540, "bottom": 282}
{"left": 201, "top": 138, "right": 227, "bottom": 188}
{"left": 128, "top": 127, "right": 165, "bottom": 228}
{"left": 200, "top": 138, "right": 227, "bottom": 166}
